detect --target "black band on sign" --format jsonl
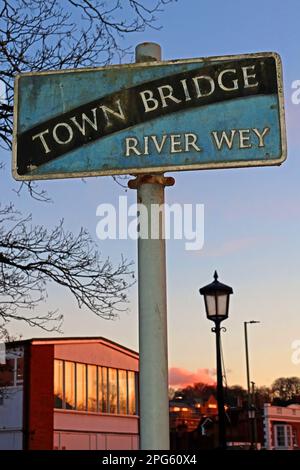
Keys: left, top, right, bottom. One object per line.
{"left": 17, "top": 57, "right": 277, "bottom": 175}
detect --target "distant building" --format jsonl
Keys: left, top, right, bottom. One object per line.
{"left": 169, "top": 393, "right": 266, "bottom": 450}
{"left": 263, "top": 403, "right": 300, "bottom": 450}
{"left": 169, "top": 400, "right": 199, "bottom": 433}
{"left": 169, "top": 394, "right": 221, "bottom": 449}
{"left": 169, "top": 394, "right": 223, "bottom": 434}
{"left": 200, "top": 395, "right": 219, "bottom": 417}
{"left": 0, "top": 337, "right": 139, "bottom": 450}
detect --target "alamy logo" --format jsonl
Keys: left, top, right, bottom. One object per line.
{"left": 291, "top": 81, "right": 300, "bottom": 104}
{"left": 96, "top": 196, "right": 204, "bottom": 251}
{"left": 291, "top": 340, "right": 300, "bottom": 365}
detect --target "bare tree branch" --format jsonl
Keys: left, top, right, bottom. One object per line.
{"left": 0, "top": 0, "right": 175, "bottom": 151}
{"left": 0, "top": 0, "right": 174, "bottom": 336}
{"left": 0, "top": 204, "right": 135, "bottom": 337}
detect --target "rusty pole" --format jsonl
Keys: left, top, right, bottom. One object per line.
{"left": 128, "top": 43, "right": 174, "bottom": 450}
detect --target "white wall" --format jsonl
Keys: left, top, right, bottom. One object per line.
{"left": 0, "top": 430, "right": 23, "bottom": 450}
{"left": 0, "top": 387, "right": 23, "bottom": 450}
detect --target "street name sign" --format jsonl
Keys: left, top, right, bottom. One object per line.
{"left": 12, "top": 52, "right": 286, "bottom": 180}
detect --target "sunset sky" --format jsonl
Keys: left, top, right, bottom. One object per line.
{"left": 3, "top": 0, "right": 300, "bottom": 389}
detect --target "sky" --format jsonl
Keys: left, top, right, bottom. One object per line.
{"left": 3, "top": 0, "right": 300, "bottom": 389}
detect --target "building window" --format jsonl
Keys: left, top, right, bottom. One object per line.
{"left": 76, "top": 363, "right": 87, "bottom": 411}
{"left": 276, "top": 425, "right": 285, "bottom": 447}
{"left": 118, "top": 369, "right": 127, "bottom": 414}
{"left": 64, "top": 361, "right": 75, "bottom": 410}
{"left": 275, "top": 424, "right": 293, "bottom": 448}
{"left": 53, "top": 360, "right": 138, "bottom": 416}
{"left": 287, "top": 425, "right": 292, "bottom": 447}
{"left": 98, "top": 366, "right": 102, "bottom": 412}
{"left": 108, "top": 368, "right": 118, "bottom": 414}
{"left": 16, "top": 357, "right": 24, "bottom": 385}
{"left": 102, "top": 367, "right": 108, "bottom": 412}
{"left": 128, "top": 371, "right": 137, "bottom": 415}
{"left": 54, "top": 360, "right": 63, "bottom": 409}
{"left": 0, "top": 358, "right": 15, "bottom": 387}
{"left": 87, "top": 365, "right": 97, "bottom": 412}
{"left": 0, "top": 354, "right": 24, "bottom": 388}
{"left": 293, "top": 429, "right": 298, "bottom": 447}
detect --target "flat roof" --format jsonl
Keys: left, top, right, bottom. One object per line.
{"left": 5, "top": 336, "right": 138, "bottom": 357}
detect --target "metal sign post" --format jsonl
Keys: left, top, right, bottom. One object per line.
{"left": 128, "top": 43, "right": 174, "bottom": 450}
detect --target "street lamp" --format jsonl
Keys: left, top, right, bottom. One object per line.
{"left": 244, "top": 320, "right": 260, "bottom": 449}
{"left": 199, "top": 271, "right": 233, "bottom": 449}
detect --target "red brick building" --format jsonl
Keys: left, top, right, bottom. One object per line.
{"left": 0, "top": 337, "right": 139, "bottom": 450}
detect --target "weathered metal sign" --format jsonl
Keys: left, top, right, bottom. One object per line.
{"left": 12, "top": 52, "right": 286, "bottom": 180}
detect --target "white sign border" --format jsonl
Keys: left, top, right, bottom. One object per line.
{"left": 12, "top": 51, "right": 287, "bottom": 181}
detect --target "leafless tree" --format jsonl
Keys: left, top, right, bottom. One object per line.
{"left": 0, "top": 0, "right": 174, "bottom": 150}
{"left": 0, "top": 0, "right": 174, "bottom": 337}
{"left": 0, "top": 203, "right": 134, "bottom": 337}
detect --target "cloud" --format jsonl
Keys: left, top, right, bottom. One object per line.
{"left": 169, "top": 367, "right": 216, "bottom": 388}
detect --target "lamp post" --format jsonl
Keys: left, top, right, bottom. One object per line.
{"left": 251, "top": 381, "right": 258, "bottom": 448}
{"left": 199, "top": 271, "right": 233, "bottom": 449}
{"left": 244, "top": 320, "right": 260, "bottom": 449}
